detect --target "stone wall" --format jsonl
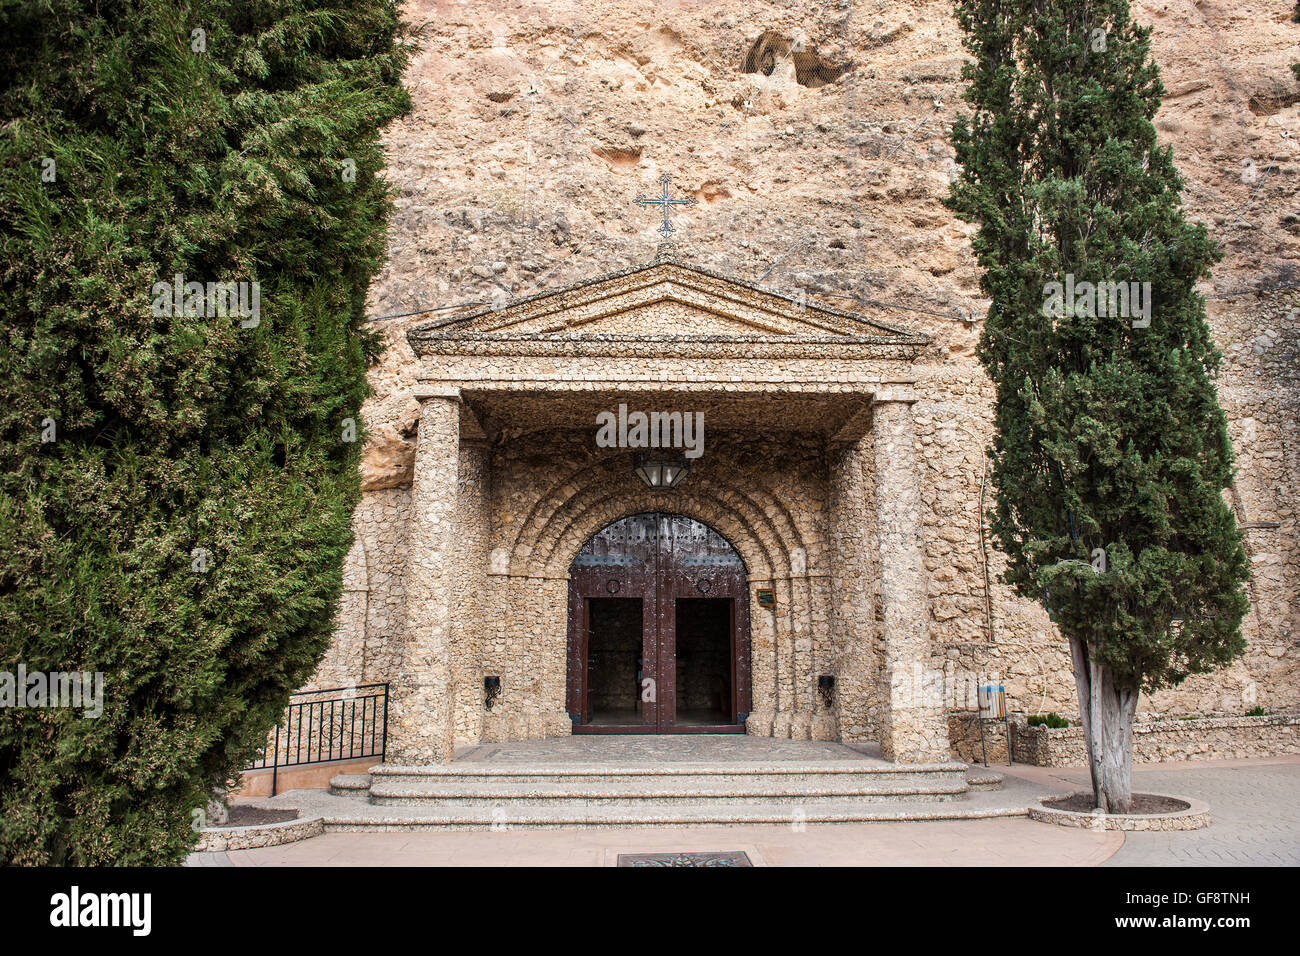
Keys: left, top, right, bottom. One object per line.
{"left": 1010, "top": 713, "right": 1300, "bottom": 767}
{"left": 947, "top": 712, "right": 1009, "bottom": 765}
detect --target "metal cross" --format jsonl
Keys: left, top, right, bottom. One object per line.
{"left": 635, "top": 174, "right": 696, "bottom": 237}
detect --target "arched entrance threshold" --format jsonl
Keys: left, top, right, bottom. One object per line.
{"left": 566, "top": 513, "right": 751, "bottom": 733}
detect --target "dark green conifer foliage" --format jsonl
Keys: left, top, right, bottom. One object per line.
{"left": 946, "top": 0, "right": 1249, "bottom": 810}
{"left": 1293, "top": 2, "right": 1299, "bottom": 82}
{"left": 0, "top": 0, "right": 412, "bottom": 863}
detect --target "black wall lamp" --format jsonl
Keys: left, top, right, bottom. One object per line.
{"left": 484, "top": 676, "right": 502, "bottom": 710}
{"left": 818, "top": 675, "right": 835, "bottom": 710}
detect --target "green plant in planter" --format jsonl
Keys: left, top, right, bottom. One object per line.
{"left": 1028, "top": 712, "right": 1071, "bottom": 729}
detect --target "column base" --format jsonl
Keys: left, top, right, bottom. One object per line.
{"left": 879, "top": 709, "right": 953, "bottom": 764}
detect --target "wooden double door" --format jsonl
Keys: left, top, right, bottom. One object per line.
{"left": 567, "top": 513, "right": 751, "bottom": 733}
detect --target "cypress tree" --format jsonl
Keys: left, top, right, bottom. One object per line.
{"left": 946, "top": 0, "right": 1249, "bottom": 811}
{"left": 1293, "top": 2, "right": 1299, "bottom": 83}
{"left": 0, "top": 0, "right": 411, "bottom": 863}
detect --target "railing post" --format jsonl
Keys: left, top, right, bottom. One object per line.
{"left": 271, "top": 723, "right": 280, "bottom": 797}
{"left": 381, "top": 682, "right": 389, "bottom": 762}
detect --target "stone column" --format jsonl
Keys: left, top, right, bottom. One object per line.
{"left": 386, "top": 387, "right": 461, "bottom": 764}
{"left": 872, "top": 391, "right": 951, "bottom": 763}
{"left": 744, "top": 575, "right": 777, "bottom": 737}
{"left": 451, "top": 440, "right": 490, "bottom": 744}
{"left": 828, "top": 439, "right": 876, "bottom": 742}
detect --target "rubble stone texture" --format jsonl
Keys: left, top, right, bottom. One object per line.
{"left": 1011, "top": 713, "right": 1300, "bottom": 766}
{"left": 306, "top": 0, "right": 1300, "bottom": 762}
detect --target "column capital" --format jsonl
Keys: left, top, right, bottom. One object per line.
{"left": 871, "top": 387, "right": 918, "bottom": 405}
{"left": 413, "top": 384, "right": 462, "bottom": 402}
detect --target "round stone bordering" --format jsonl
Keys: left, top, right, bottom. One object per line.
{"left": 1028, "top": 791, "right": 1210, "bottom": 831}
{"left": 194, "top": 815, "right": 325, "bottom": 852}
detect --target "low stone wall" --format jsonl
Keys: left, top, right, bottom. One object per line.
{"left": 1029, "top": 794, "right": 1211, "bottom": 831}
{"left": 1010, "top": 713, "right": 1300, "bottom": 767}
{"left": 194, "top": 816, "right": 324, "bottom": 852}
{"left": 947, "top": 712, "right": 1009, "bottom": 765}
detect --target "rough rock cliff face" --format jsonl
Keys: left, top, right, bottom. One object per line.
{"left": 345, "top": 0, "right": 1298, "bottom": 717}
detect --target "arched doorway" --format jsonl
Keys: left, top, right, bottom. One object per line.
{"left": 566, "top": 513, "right": 751, "bottom": 733}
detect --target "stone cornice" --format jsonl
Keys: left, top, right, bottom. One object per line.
{"left": 411, "top": 333, "right": 925, "bottom": 361}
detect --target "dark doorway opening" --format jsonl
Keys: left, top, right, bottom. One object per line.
{"left": 586, "top": 598, "right": 643, "bottom": 726}
{"left": 674, "top": 598, "right": 734, "bottom": 725}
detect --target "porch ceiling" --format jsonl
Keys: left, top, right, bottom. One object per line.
{"left": 459, "top": 387, "right": 874, "bottom": 442}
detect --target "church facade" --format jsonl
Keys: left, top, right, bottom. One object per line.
{"left": 315, "top": 242, "right": 1293, "bottom": 767}
{"left": 372, "top": 245, "right": 952, "bottom": 764}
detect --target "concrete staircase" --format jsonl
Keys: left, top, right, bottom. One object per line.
{"left": 319, "top": 760, "right": 1007, "bottom": 829}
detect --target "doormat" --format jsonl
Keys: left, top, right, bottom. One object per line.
{"left": 616, "top": 851, "right": 752, "bottom": 867}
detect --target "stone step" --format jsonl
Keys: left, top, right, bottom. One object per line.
{"left": 329, "top": 773, "right": 372, "bottom": 799}
{"left": 368, "top": 780, "right": 968, "bottom": 808}
{"left": 966, "top": 769, "right": 1004, "bottom": 791}
{"left": 369, "top": 763, "right": 968, "bottom": 791}
{"left": 317, "top": 801, "right": 1027, "bottom": 831}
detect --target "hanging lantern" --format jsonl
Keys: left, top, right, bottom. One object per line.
{"left": 634, "top": 454, "right": 690, "bottom": 490}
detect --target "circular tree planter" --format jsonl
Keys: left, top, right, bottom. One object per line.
{"left": 1029, "top": 791, "right": 1210, "bottom": 831}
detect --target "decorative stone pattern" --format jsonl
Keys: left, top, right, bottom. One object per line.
{"left": 1011, "top": 713, "right": 1300, "bottom": 767}
{"left": 617, "top": 851, "right": 753, "bottom": 866}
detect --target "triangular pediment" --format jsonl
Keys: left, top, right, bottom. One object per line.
{"left": 408, "top": 255, "right": 929, "bottom": 355}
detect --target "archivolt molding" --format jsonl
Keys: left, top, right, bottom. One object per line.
{"left": 497, "top": 455, "right": 818, "bottom": 581}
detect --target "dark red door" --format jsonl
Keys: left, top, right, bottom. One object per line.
{"left": 567, "top": 513, "right": 750, "bottom": 733}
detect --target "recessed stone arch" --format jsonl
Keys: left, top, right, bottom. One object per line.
{"left": 542, "top": 487, "right": 778, "bottom": 581}
{"left": 503, "top": 454, "right": 814, "bottom": 582}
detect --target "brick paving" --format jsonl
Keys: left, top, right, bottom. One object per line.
{"left": 1000, "top": 756, "right": 1300, "bottom": 866}
{"left": 1104, "top": 758, "right": 1300, "bottom": 866}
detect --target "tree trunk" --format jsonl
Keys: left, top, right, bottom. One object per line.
{"left": 1067, "top": 635, "right": 1140, "bottom": 813}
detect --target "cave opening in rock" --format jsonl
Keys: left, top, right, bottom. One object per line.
{"left": 741, "top": 31, "right": 852, "bottom": 88}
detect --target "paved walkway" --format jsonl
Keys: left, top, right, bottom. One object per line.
{"left": 1013, "top": 756, "right": 1300, "bottom": 867}
{"left": 188, "top": 755, "right": 1300, "bottom": 867}
{"left": 206, "top": 817, "right": 1119, "bottom": 867}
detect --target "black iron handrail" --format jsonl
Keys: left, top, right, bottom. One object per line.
{"left": 247, "top": 683, "right": 388, "bottom": 796}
